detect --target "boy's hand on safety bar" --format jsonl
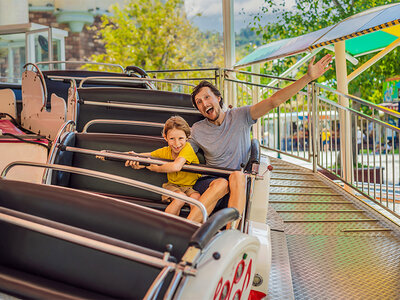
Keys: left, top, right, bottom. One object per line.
{"left": 125, "top": 159, "right": 145, "bottom": 169}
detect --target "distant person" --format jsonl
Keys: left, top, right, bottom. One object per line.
{"left": 188, "top": 54, "right": 333, "bottom": 226}
{"left": 321, "top": 127, "right": 331, "bottom": 151}
{"left": 356, "top": 126, "right": 366, "bottom": 153}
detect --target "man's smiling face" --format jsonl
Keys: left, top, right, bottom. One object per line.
{"left": 194, "top": 87, "right": 223, "bottom": 123}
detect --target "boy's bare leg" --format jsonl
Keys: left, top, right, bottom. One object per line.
{"left": 226, "top": 171, "right": 246, "bottom": 229}
{"left": 187, "top": 178, "right": 229, "bottom": 223}
{"left": 165, "top": 191, "right": 186, "bottom": 215}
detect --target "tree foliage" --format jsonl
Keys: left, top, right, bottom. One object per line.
{"left": 88, "top": 0, "right": 223, "bottom": 71}
{"left": 251, "top": 0, "right": 400, "bottom": 104}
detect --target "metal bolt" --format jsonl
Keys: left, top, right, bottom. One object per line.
{"left": 212, "top": 252, "right": 221, "bottom": 260}
{"left": 253, "top": 273, "right": 263, "bottom": 287}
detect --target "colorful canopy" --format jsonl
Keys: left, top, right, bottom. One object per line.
{"left": 235, "top": 3, "right": 400, "bottom": 68}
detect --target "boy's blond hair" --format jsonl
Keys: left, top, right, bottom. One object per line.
{"left": 163, "top": 116, "right": 191, "bottom": 138}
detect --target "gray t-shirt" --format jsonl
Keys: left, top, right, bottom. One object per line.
{"left": 190, "top": 106, "right": 256, "bottom": 169}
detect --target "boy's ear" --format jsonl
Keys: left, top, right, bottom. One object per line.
{"left": 163, "top": 134, "right": 168, "bottom": 142}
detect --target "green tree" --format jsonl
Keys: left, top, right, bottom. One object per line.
{"left": 88, "top": 0, "right": 223, "bottom": 71}
{"left": 251, "top": 0, "right": 400, "bottom": 103}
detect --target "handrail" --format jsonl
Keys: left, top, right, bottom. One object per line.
{"left": 224, "top": 68, "right": 297, "bottom": 82}
{"left": 317, "top": 95, "right": 400, "bottom": 132}
{"left": 36, "top": 61, "right": 125, "bottom": 72}
{"left": 78, "top": 76, "right": 195, "bottom": 89}
{"left": 146, "top": 67, "right": 220, "bottom": 73}
{"left": 315, "top": 83, "right": 400, "bottom": 119}
{"left": 143, "top": 266, "right": 174, "bottom": 300}
{"left": 82, "top": 119, "right": 164, "bottom": 133}
{"left": 1, "top": 161, "right": 208, "bottom": 223}
{"left": 224, "top": 77, "right": 308, "bottom": 96}
{"left": 189, "top": 208, "right": 240, "bottom": 249}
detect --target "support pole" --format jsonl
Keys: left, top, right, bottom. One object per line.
{"left": 222, "top": 0, "right": 236, "bottom": 107}
{"left": 252, "top": 63, "right": 261, "bottom": 141}
{"left": 334, "top": 41, "right": 353, "bottom": 188}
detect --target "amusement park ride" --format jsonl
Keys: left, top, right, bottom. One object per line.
{"left": 0, "top": 2, "right": 399, "bottom": 299}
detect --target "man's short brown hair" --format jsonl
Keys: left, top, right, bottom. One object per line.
{"left": 191, "top": 80, "right": 224, "bottom": 110}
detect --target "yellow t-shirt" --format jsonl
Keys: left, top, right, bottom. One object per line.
{"left": 322, "top": 130, "right": 331, "bottom": 141}
{"left": 150, "top": 143, "right": 201, "bottom": 186}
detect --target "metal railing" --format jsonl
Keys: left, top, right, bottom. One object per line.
{"left": 314, "top": 84, "right": 400, "bottom": 218}
{"left": 146, "top": 68, "right": 221, "bottom": 94}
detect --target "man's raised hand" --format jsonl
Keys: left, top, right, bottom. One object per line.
{"left": 307, "top": 54, "right": 332, "bottom": 81}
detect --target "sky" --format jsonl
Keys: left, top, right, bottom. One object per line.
{"left": 184, "top": 0, "right": 295, "bottom": 32}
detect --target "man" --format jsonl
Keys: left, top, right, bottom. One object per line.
{"left": 187, "top": 54, "right": 333, "bottom": 224}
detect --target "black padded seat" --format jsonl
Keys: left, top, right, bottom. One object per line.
{"left": 0, "top": 179, "right": 198, "bottom": 299}
{"left": 76, "top": 87, "right": 203, "bottom": 135}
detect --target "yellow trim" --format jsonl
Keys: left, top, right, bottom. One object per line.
{"left": 307, "top": 19, "right": 400, "bottom": 51}
{"left": 383, "top": 23, "right": 400, "bottom": 37}
{"left": 347, "top": 36, "right": 400, "bottom": 82}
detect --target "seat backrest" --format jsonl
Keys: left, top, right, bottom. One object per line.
{"left": 0, "top": 179, "right": 198, "bottom": 299}
{"left": 0, "top": 88, "right": 17, "bottom": 119}
{"left": 42, "top": 70, "right": 149, "bottom": 109}
{"left": 76, "top": 87, "right": 203, "bottom": 135}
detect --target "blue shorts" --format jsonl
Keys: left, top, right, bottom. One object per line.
{"left": 193, "top": 176, "right": 229, "bottom": 212}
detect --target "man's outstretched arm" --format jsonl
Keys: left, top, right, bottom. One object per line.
{"left": 250, "top": 54, "right": 332, "bottom": 120}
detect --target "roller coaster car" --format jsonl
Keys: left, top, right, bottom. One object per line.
{"left": 41, "top": 127, "right": 272, "bottom": 298}
{"left": 1, "top": 64, "right": 272, "bottom": 298}
{"left": 0, "top": 177, "right": 260, "bottom": 299}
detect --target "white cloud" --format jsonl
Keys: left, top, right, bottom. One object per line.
{"left": 185, "top": 0, "right": 295, "bottom": 18}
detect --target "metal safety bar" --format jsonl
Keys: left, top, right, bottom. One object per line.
{"left": 1, "top": 161, "right": 208, "bottom": 223}
{"left": 82, "top": 119, "right": 165, "bottom": 133}
{"left": 61, "top": 146, "right": 240, "bottom": 177}
{"left": 36, "top": 61, "right": 125, "bottom": 72}
{"left": 79, "top": 76, "right": 195, "bottom": 89}
{"left": 79, "top": 100, "right": 201, "bottom": 115}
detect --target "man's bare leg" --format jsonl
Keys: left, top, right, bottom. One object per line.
{"left": 226, "top": 171, "right": 246, "bottom": 229}
{"left": 187, "top": 178, "right": 229, "bottom": 223}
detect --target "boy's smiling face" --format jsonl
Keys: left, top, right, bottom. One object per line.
{"left": 164, "top": 128, "right": 188, "bottom": 156}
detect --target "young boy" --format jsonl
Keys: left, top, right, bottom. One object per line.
{"left": 125, "top": 116, "right": 201, "bottom": 216}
